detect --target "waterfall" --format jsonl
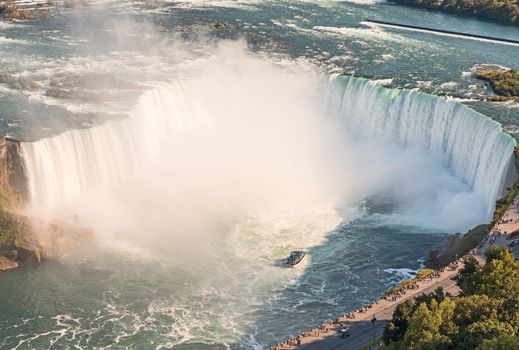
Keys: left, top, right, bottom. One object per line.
{"left": 325, "top": 76, "right": 516, "bottom": 217}
{"left": 21, "top": 83, "right": 200, "bottom": 210}
{"left": 20, "top": 74, "right": 516, "bottom": 221}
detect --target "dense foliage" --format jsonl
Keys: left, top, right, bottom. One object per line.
{"left": 389, "top": 0, "right": 519, "bottom": 25}
{"left": 476, "top": 69, "right": 519, "bottom": 98}
{"left": 383, "top": 246, "right": 519, "bottom": 349}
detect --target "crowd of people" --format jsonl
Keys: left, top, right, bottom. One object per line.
{"left": 476, "top": 197, "right": 519, "bottom": 254}
{"left": 267, "top": 268, "right": 450, "bottom": 350}
{"left": 268, "top": 321, "right": 335, "bottom": 349}
{"left": 269, "top": 195, "right": 519, "bottom": 350}
{"left": 383, "top": 269, "right": 446, "bottom": 303}
{"left": 268, "top": 263, "right": 465, "bottom": 350}
{"left": 478, "top": 234, "right": 498, "bottom": 254}
{"left": 495, "top": 198, "right": 519, "bottom": 227}
{"left": 268, "top": 261, "right": 468, "bottom": 349}
{"left": 498, "top": 197, "right": 518, "bottom": 223}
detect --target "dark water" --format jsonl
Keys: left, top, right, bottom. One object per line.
{"left": 0, "top": 212, "right": 446, "bottom": 349}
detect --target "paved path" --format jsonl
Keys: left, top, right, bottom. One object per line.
{"left": 270, "top": 266, "right": 461, "bottom": 350}
{"left": 481, "top": 197, "right": 519, "bottom": 259}
{"left": 298, "top": 270, "right": 459, "bottom": 350}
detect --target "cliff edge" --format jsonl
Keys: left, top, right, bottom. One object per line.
{"left": 0, "top": 136, "right": 93, "bottom": 273}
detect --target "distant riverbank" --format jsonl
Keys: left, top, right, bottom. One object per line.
{"left": 388, "top": 0, "right": 519, "bottom": 26}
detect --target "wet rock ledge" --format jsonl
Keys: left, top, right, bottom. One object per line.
{"left": 0, "top": 137, "right": 93, "bottom": 273}
{"left": 0, "top": 0, "right": 87, "bottom": 21}
{"left": 476, "top": 68, "right": 519, "bottom": 102}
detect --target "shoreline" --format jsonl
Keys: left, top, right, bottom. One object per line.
{"left": 268, "top": 260, "right": 463, "bottom": 350}
{"left": 384, "top": 1, "right": 519, "bottom": 27}
{"left": 269, "top": 190, "right": 519, "bottom": 350}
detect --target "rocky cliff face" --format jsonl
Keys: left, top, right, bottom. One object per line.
{"left": 0, "top": 210, "right": 43, "bottom": 271}
{"left": 0, "top": 0, "right": 88, "bottom": 21}
{"left": 0, "top": 136, "right": 37, "bottom": 271}
{"left": 0, "top": 137, "right": 28, "bottom": 210}
{"left": 0, "top": 136, "right": 93, "bottom": 272}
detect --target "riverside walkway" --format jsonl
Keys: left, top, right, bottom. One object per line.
{"left": 269, "top": 195, "right": 519, "bottom": 350}
{"left": 268, "top": 266, "right": 460, "bottom": 350}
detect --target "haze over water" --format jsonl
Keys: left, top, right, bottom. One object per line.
{"left": 0, "top": 1, "right": 518, "bottom": 349}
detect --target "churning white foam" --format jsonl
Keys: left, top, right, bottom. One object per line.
{"left": 21, "top": 43, "right": 515, "bottom": 236}
{"left": 313, "top": 25, "right": 407, "bottom": 43}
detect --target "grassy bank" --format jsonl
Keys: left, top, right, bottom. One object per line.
{"left": 491, "top": 144, "right": 519, "bottom": 228}
{"left": 385, "top": 268, "right": 437, "bottom": 296}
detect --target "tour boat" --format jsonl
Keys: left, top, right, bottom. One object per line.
{"left": 285, "top": 250, "right": 305, "bottom": 267}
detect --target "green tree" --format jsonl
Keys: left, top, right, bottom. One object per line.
{"left": 499, "top": 295, "right": 519, "bottom": 334}
{"left": 455, "top": 255, "right": 480, "bottom": 289}
{"left": 383, "top": 288, "right": 447, "bottom": 346}
{"left": 456, "top": 319, "right": 515, "bottom": 349}
{"left": 461, "top": 247, "right": 519, "bottom": 299}
{"left": 414, "top": 287, "right": 447, "bottom": 306}
{"left": 401, "top": 298, "right": 457, "bottom": 350}
{"left": 453, "top": 295, "right": 501, "bottom": 328}
{"left": 383, "top": 300, "right": 414, "bottom": 344}
{"left": 382, "top": 245, "right": 519, "bottom": 350}
{"left": 485, "top": 246, "right": 511, "bottom": 263}
{"left": 477, "top": 334, "right": 519, "bottom": 350}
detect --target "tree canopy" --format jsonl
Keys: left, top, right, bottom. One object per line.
{"left": 383, "top": 247, "right": 519, "bottom": 349}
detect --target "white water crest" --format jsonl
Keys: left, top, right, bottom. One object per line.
{"left": 20, "top": 46, "right": 515, "bottom": 233}
{"left": 325, "top": 75, "right": 516, "bottom": 219}
{"left": 21, "top": 84, "right": 187, "bottom": 211}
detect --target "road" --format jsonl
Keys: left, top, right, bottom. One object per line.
{"left": 299, "top": 277, "right": 459, "bottom": 350}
